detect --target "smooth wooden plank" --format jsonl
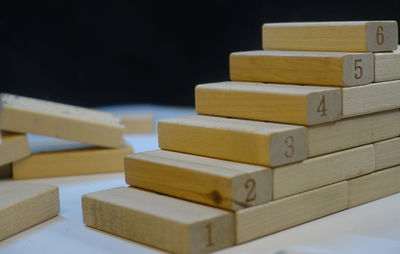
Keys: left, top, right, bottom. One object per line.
{"left": 195, "top": 81, "right": 342, "bottom": 126}
{"left": 0, "top": 131, "right": 30, "bottom": 167}
{"left": 125, "top": 149, "right": 271, "bottom": 211}
{"left": 0, "top": 182, "right": 60, "bottom": 240}
{"left": 374, "top": 46, "right": 400, "bottom": 82}
{"left": 273, "top": 145, "right": 374, "bottom": 199}
{"left": 308, "top": 110, "right": 400, "bottom": 157}
{"left": 0, "top": 93, "right": 124, "bottom": 148}
{"left": 230, "top": 50, "right": 374, "bottom": 87}
{"left": 12, "top": 139, "right": 133, "bottom": 179}
{"left": 235, "top": 182, "right": 348, "bottom": 244}
{"left": 374, "top": 137, "right": 400, "bottom": 170}
{"left": 0, "top": 164, "right": 11, "bottom": 178}
{"left": 158, "top": 115, "right": 307, "bottom": 167}
{"left": 122, "top": 114, "right": 154, "bottom": 134}
{"left": 82, "top": 187, "right": 234, "bottom": 254}
{"left": 262, "top": 21, "right": 398, "bottom": 52}
{"left": 348, "top": 165, "right": 400, "bottom": 208}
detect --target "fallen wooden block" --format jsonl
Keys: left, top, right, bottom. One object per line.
{"left": 230, "top": 50, "right": 374, "bottom": 87}
{"left": 158, "top": 115, "right": 307, "bottom": 167}
{"left": 0, "top": 131, "right": 30, "bottom": 167}
{"left": 235, "top": 181, "right": 348, "bottom": 244}
{"left": 0, "top": 164, "right": 11, "bottom": 178}
{"left": 82, "top": 187, "right": 234, "bottom": 254}
{"left": 374, "top": 137, "right": 400, "bottom": 170}
{"left": 262, "top": 21, "right": 398, "bottom": 52}
{"left": 0, "top": 93, "right": 124, "bottom": 148}
{"left": 12, "top": 139, "right": 133, "bottom": 179}
{"left": 125, "top": 149, "right": 271, "bottom": 211}
{"left": 122, "top": 114, "right": 154, "bottom": 134}
{"left": 0, "top": 182, "right": 60, "bottom": 240}
{"left": 374, "top": 46, "right": 400, "bottom": 82}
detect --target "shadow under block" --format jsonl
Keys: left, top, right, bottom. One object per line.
{"left": 0, "top": 164, "right": 11, "bottom": 178}
{"left": 0, "top": 182, "right": 60, "bottom": 240}
{"left": 122, "top": 114, "right": 154, "bottom": 134}
{"left": 230, "top": 51, "right": 374, "bottom": 87}
{"left": 125, "top": 150, "right": 271, "bottom": 211}
{"left": 374, "top": 137, "right": 400, "bottom": 170}
{"left": 262, "top": 21, "right": 398, "bottom": 52}
{"left": 348, "top": 165, "right": 400, "bottom": 208}
{"left": 235, "top": 181, "right": 348, "bottom": 244}
{"left": 158, "top": 115, "right": 307, "bottom": 167}
{"left": 0, "top": 93, "right": 124, "bottom": 148}
{"left": 12, "top": 139, "right": 134, "bottom": 179}
{"left": 374, "top": 46, "right": 400, "bottom": 82}
{"left": 82, "top": 187, "right": 234, "bottom": 254}
{"left": 0, "top": 131, "right": 30, "bottom": 167}
{"left": 195, "top": 82, "right": 342, "bottom": 126}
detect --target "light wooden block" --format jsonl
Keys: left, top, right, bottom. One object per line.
{"left": 308, "top": 110, "right": 400, "bottom": 157}
{"left": 12, "top": 139, "right": 133, "bottom": 179}
{"left": 0, "top": 182, "right": 60, "bottom": 240}
{"left": 374, "top": 137, "right": 400, "bottom": 170}
{"left": 195, "top": 81, "right": 342, "bottom": 126}
{"left": 230, "top": 50, "right": 374, "bottom": 87}
{"left": 0, "top": 93, "right": 124, "bottom": 148}
{"left": 348, "top": 165, "right": 400, "bottom": 208}
{"left": 82, "top": 187, "right": 234, "bottom": 254}
{"left": 158, "top": 115, "right": 307, "bottom": 167}
{"left": 262, "top": 21, "right": 398, "bottom": 52}
{"left": 122, "top": 114, "right": 154, "bottom": 134}
{"left": 374, "top": 46, "right": 400, "bottom": 82}
{"left": 273, "top": 145, "right": 374, "bottom": 199}
{"left": 0, "top": 131, "right": 30, "bottom": 167}
{"left": 0, "top": 164, "right": 11, "bottom": 178}
{"left": 235, "top": 181, "right": 348, "bottom": 244}
{"left": 125, "top": 149, "right": 271, "bottom": 211}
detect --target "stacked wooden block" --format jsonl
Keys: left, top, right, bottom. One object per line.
{"left": 82, "top": 21, "right": 400, "bottom": 254}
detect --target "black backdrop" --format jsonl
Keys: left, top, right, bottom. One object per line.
{"left": 2, "top": 1, "right": 400, "bottom": 107}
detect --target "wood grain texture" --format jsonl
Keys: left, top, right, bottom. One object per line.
{"left": 122, "top": 114, "right": 154, "bottom": 134}
{"left": 158, "top": 115, "right": 307, "bottom": 167}
{"left": 235, "top": 182, "right": 348, "bottom": 244}
{"left": 230, "top": 50, "right": 374, "bottom": 87}
{"left": 273, "top": 145, "right": 374, "bottom": 199}
{"left": 125, "top": 149, "right": 271, "bottom": 211}
{"left": 0, "top": 93, "right": 124, "bottom": 148}
{"left": 0, "top": 164, "right": 11, "bottom": 178}
{"left": 348, "top": 165, "right": 400, "bottom": 208}
{"left": 374, "top": 137, "right": 400, "bottom": 170}
{"left": 195, "top": 81, "right": 342, "bottom": 126}
{"left": 82, "top": 187, "right": 234, "bottom": 254}
{"left": 0, "top": 182, "right": 60, "bottom": 240}
{"left": 262, "top": 21, "right": 398, "bottom": 52}
{"left": 374, "top": 46, "right": 400, "bottom": 82}
{"left": 0, "top": 131, "right": 30, "bottom": 167}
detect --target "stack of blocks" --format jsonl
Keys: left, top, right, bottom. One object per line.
{"left": 82, "top": 21, "right": 400, "bottom": 254}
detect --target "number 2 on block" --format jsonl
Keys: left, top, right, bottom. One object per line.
{"left": 317, "top": 95, "right": 328, "bottom": 117}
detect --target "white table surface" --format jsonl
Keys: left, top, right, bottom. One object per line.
{"left": 1, "top": 105, "right": 400, "bottom": 254}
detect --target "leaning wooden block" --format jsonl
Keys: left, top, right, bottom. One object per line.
{"left": 235, "top": 181, "right": 348, "bottom": 244}
{"left": 348, "top": 165, "right": 400, "bottom": 208}
{"left": 374, "top": 46, "right": 400, "bottom": 82}
{"left": 195, "top": 82, "right": 342, "bottom": 126}
{"left": 0, "top": 164, "right": 11, "bottom": 178}
{"left": 158, "top": 115, "right": 307, "bottom": 167}
{"left": 374, "top": 137, "right": 400, "bottom": 170}
{"left": 0, "top": 131, "right": 30, "bottom": 167}
{"left": 230, "top": 50, "right": 374, "bottom": 87}
{"left": 82, "top": 187, "right": 234, "bottom": 254}
{"left": 0, "top": 182, "right": 60, "bottom": 240}
{"left": 125, "top": 149, "right": 271, "bottom": 211}
{"left": 0, "top": 93, "right": 124, "bottom": 148}
{"left": 262, "top": 21, "right": 398, "bottom": 52}
{"left": 122, "top": 114, "right": 154, "bottom": 134}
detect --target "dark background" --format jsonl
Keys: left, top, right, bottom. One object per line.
{"left": 1, "top": 1, "right": 400, "bottom": 107}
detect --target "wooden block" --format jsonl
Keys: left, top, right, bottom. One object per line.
{"left": 0, "top": 131, "right": 30, "bottom": 167}
{"left": 308, "top": 110, "right": 400, "bottom": 157}
{"left": 122, "top": 114, "right": 154, "bottom": 134}
{"left": 0, "top": 164, "right": 12, "bottom": 178}
{"left": 0, "top": 93, "right": 124, "bottom": 148}
{"left": 374, "top": 137, "right": 400, "bottom": 170}
{"left": 230, "top": 50, "right": 374, "bottom": 87}
{"left": 348, "top": 165, "right": 400, "bottom": 208}
{"left": 374, "top": 46, "right": 400, "bottom": 82}
{"left": 12, "top": 139, "right": 133, "bottom": 179}
{"left": 262, "top": 21, "right": 398, "bottom": 52}
{"left": 82, "top": 187, "right": 234, "bottom": 254}
{"left": 125, "top": 149, "right": 271, "bottom": 211}
{"left": 195, "top": 81, "right": 342, "bottom": 126}
{"left": 235, "top": 182, "right": 348, "bottom": 244}
{"left": 158, "top": 115, "right": 307, "bottom": 167}
{"left": 0, "top": 182, "right": 60, "bottom": 240}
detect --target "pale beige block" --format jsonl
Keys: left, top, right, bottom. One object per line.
{"left": 82, "top": 187, "right": 234, "bottom": 254}
{"left": 374, "top": 46, "right": 400, "bottom": 82}
{"left": 262, "top": 21, "right": 398, "bottom": 52}
{"left": 348, "top": 165, "right": 400, "bottom": 208}
{"left": 122, "top": 114, "right": 154, "bottom": 134}
{"left": 0, "top": 164, "right": 11, "bottom": 178}
{"left": 236, "top": 182, "right": 348, "bottom": 244}
{"left": 158, "top": 115, "right": 307, "bottom": 167}
{"left": 374, "top": 137, "right": 400, "bottom": 170}
{"left": 0, "top": 131, "right": 30, "bottom": 167}
{"left": 0, "top": 93, "right": 124, "bottom": 148}
{"left": 273, "top": 145, "right": 374, "bottom": 199}
{"left": 0, "top": 182, "right": 60, "bottom": 240}
{"left": 195, "top": 81, "right": 342, "bottom": 126}
{"left": 230, "top": 50, "right": 374, "bottom": 87}
{"left": 125, "top": 149, "right": 271, "bottom": 211}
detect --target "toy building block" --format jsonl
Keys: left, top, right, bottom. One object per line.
{"left": 122, "top": 114, "right": 154, "bottom": 134}
{"left": 374, "top": 46, "right": 400, "bottom": 82}
{"left": 0, "top": 131, "right": 30, "bottom": 167}
{"left": 374, "top": 137, "right": 400, "bottom": 170}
